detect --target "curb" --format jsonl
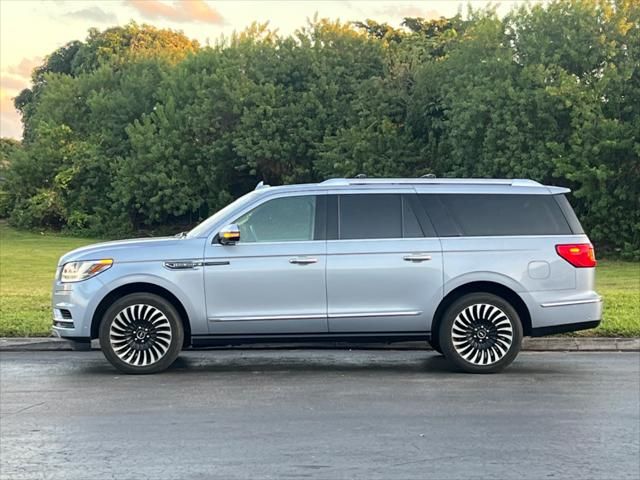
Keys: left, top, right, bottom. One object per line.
{"left": 0, "top": 337, "right": 638, "bottom": 352}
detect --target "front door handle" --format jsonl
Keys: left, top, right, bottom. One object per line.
{"left": 403, "top": 253, "right": 432, "bottom": 262}
{"left": 289, "top": 257, "right": 318, "bottom": 265}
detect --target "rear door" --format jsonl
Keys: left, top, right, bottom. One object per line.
{"left": 326, "top": 190, "right": 443, "bottom": 333}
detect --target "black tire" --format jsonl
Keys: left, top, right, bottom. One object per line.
{"left": 439, "top": 293, "right": 523, "bottom": 374}
{"left": 99, "top": 293, "right": 184, "bottom": 374}
{"left": 427, "top": 338, "right": 442, "bottom": 354}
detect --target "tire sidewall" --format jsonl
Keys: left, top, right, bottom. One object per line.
{"left": 439, "top": 293, "right": 523, "bottom": 374}
{"left": 99, "top": 293, "right": 184, "bottom": 374}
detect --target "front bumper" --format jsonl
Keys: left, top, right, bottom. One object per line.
{"left": 51, "top": 276, "right": 105, "bottom": 339}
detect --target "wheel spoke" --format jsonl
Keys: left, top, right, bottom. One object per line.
{"left": 109, "top": 303, "right": 172, "bottom": 368}
{"left": 450, "top": 302, "right": 514, "bottom": 366}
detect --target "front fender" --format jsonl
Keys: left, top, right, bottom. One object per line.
{"left": 88, "top": 264, "right": 207, "bottom": 336}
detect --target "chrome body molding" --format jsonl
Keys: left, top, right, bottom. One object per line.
{"left": 540, "top": 297, "right": 602, "bottom": 308}
{"left": 208, "top": 310, "right": 422, "bottom": 322}
{"left": 164, "top": 260, "right": 230, "bottom": 269}
{"left": 328, "top": 310, "right": 422, "bottom": 319}
{"left": 209, "top": 314, "right": 326, "bottom": 322}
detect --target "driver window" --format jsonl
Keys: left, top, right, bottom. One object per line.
{"left": 234, "top": 195, "right": 316, "bottom": 243}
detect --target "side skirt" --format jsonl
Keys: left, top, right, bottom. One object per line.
{"left": 191, "top": 332, "right": 430, "bottom": 348}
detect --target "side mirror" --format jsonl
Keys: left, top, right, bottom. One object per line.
{"left": 218, "top": 224, "right": 240, "bottom": 245}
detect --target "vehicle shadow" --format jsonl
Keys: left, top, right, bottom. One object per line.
{"left": 80, "top": 349, "right": 572, "bottom": 376}
{"left": 168, "top": 352, "right": 453, "bottom": 374}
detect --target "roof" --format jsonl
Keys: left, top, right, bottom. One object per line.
{"left": 255, "top": 178, "right": 570, "bottom": 195}
{"left": 319, "top": 178, "right": 543, "bottom": 187}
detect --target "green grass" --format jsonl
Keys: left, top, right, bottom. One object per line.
{"left": 581, "top": 260, "right": 640, "bottom": 337}
{"left": 0, "top": 223, "right": 638, "bottom": 337}
{"left": 0, "top": 224, "right": 97, "bottom": 336}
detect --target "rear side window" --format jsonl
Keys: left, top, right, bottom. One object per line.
{"left": 339, "top": 194, "right": 402, "bottom": 239}
{"left": 335, "top": 194, "right": 427, "bottom": 240}
{"left": 402, "top": 196, "right": 424, "bottom": 238}
{"left": 420, "top": 194, "right": 573, "bottom": 237}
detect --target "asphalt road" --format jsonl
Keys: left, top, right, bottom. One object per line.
{"left": 1, "top": 350, "right": 639, "bottom": 480}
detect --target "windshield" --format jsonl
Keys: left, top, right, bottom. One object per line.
{"left": 186, "top": 191, "right": 261, "bottom": 238}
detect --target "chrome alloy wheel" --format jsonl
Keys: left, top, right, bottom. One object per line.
{"left": 109, "top": 304, "right": 173, "bottom": 367}
{"left": 451, "top": 303, "right": 514, "bottom": 366}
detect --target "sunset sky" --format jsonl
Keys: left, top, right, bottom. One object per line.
{"left": 0, "top": 0, "right": 542, "bottom": 139}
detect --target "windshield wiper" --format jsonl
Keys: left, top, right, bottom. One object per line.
{"left": 175, "top": 231, "right": 188, "bottom": 238}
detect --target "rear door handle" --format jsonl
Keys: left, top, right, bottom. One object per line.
{"left": 403, "top": 253, "right": 432, "bottom": 262}
{"left": 289, "top": 257, "right": 318, "bottom": 265}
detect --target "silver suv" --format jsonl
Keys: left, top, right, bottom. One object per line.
{"left": 52, "top": 178, "right": 601, "bottom": 374}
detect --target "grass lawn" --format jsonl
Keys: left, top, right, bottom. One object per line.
{"left": 0, "top": 224, "right": 99, "bottom": 336}
{"left": 0, "top": 223, "right": 638, "bottom": 337}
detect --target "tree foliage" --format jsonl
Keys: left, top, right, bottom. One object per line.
{"left": 2, "top": 3, "right": 638, "bottom": 257}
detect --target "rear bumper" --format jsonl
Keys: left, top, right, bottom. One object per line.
{"left": 531, "top": 320, "right": 601, "bottom": 337}
{"left": 525, "top": 292, "right": 603, "bottom": 337}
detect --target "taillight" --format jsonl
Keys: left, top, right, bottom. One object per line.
{"left": 555, "top": 244, "right": 597, "bottom": 268}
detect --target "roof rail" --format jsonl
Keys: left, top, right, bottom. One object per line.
{"left": 320, "top": 178, "right": 542, "bottom": 187}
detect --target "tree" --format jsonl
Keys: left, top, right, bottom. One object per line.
{"left": 3, "top": 5, "right": 638, "bottom": 256}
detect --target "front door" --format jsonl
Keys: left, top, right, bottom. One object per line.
{"left": 326, "top": 192, "right": 443, "bottom": 333}
{"left": 204, "top": 193, "right": 328, "bottom": 334}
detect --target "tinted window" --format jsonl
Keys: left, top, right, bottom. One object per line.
{"left": 554, "top": 194, "right": 585, "bottom": 234}
{"left": 234, "top": 195, "right": 317, "bottom": 242}
{"left": 418, "top": 195, "right": 460, "bottom": 236}
{"left": 339, "top": 194, "right": 402, "bottom": 239}
{"left": 420, "top": 194, "right": 572, "bottom": 236}
{"left": 402, "top": 196, "right": 425, "bottom": 238}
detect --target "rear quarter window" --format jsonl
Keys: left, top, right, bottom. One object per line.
{"left": 554, "top": 194, "right": 585, "bottom": 234}
{"left": 420, "top": 194, "right": 573, "bottom": 237}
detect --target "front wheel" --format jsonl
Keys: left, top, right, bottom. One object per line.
{"left": 427, "top": 339, "right": 442, "bottom": 354}
{"left": 439, "top": 293, "right": 523, "bottom": 374}
{"left": 99, "top": 293, "right": 184, "bottom": 374}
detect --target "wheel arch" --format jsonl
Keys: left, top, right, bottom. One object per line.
{"left": 431, "top": 281, "right": 532, "bottom": 343}
{"left": 91, "top": 282, "right": 192, "bottom": 348}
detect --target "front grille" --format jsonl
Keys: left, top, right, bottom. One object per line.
{"left": 60, "top": 309, "right": 72, "bottom": 320}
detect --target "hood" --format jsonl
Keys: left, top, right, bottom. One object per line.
{"left": 58, "top": 236, "right": 188, "bottom": 266}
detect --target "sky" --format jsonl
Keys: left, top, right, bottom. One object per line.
{"left": 0, "top": 0, "right": 544, "bottom": 140}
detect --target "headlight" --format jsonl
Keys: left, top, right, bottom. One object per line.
{"left": 60, "top": 259, "right": 113, "bottom": 283}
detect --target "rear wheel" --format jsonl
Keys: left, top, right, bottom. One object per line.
{"left": 99, "top": 293, "right": 184, "bottom": 374}
{"left": 439, "top": 293, "right": 522, "bottom": 373}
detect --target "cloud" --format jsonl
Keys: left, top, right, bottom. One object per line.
{"left": 127, "top": 0, "right": 223, "bottom": 24}
{"left": 6, "top": 57, "right": 42, "bottom": 80}
{"left": 0, "top": 92, "right": 22, "bottom": 139}
{"left": 375, "top": 5, "right": 443, "bottom": 20}
{"left": 0, "top": 92, "right": 16, "bottom": 113}
{"left": 0, "top": 76, "right": 29, "bottom": 92}
{"left": 66, "top": 6, "right": 118, "bottom": 24}
{"left": 0, "top": 113, "right": 22, "bottom": 139}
